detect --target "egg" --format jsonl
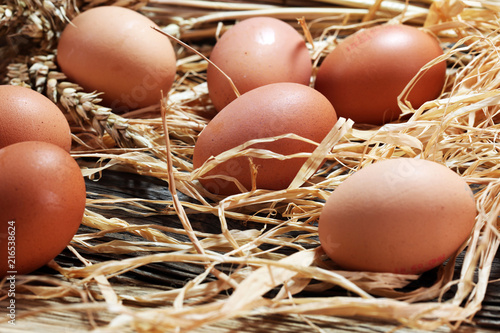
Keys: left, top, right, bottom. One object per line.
{"left": 0, "top": 141, "right": 86, "bottom": 276}
{"left": 57, "top": 6, "right": 177, "bottom": 113}
{"left": 315, "top": 24, "right": 446, "bottom": 125}
{"left": 207, "top": 17, "right": 312, "bottom": 112}
{"left": 193, "top": 82, "right": 337, "bottom": 195}
{"left": 0, "top": 85, "right": 72, "bottom": 151}
{"left": 318, "top": 158, "right": 476, "bottom": 274}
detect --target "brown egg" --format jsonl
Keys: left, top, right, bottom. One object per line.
{"left": 0, "top": 141, "right": 86, "bottom": 276}
{"left": 207, "top": 17, "right": 312, "bottom": 112}
{"left": 57, "top": 6, "right": 177, "bottom": 113}
{"left": 193, "top": 82, "right": 337, "bottom": 195}
{"left": 318, "top": 158, "right": 476, "bottom": 274}
{"left": 0, "top": 85, "right": 71, "bottom": 151}
{"left": 315, "top": 24, "right": 446, "bottom": 125}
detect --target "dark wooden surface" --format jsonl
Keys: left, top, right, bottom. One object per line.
{"left": 1, "top": 169, "right": 499, "bottom": 332}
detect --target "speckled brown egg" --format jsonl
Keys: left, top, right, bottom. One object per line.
{"left": 0, "top": 85, "right": 71, "bottom": 151}
{"left": 0, "top": 141, "right": 86, "bottom": 276}
{"left": 193, "top": 82, "right": 337, "bottom": 195}
{"left": 57, "top": 6, "right": 177, "bottom": 113}
{"left": 207, "top": 17, "right": 312, "bottom": 112}
{"left": 315, "top": 24, "right": 446, "bottom": 125}
{"left": 318, "top": 158, "right": 476, "bottom": 274}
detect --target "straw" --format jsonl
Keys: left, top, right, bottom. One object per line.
{"left": 1, "top": 0, "right": 500, "bottom": 331}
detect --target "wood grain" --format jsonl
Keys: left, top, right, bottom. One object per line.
{"left": 1, "top": 169, "right": 499, "bottom": 332}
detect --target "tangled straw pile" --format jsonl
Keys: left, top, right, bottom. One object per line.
{"left": 1, "top": 0, "right": 500, "bottom": 331}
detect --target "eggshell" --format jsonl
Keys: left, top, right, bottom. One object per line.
{"left": 315, "top": 24, "right": 446, "bottom": 125}
{"left": 57, "top": 6, "right": 177, "bottom": 112}
{"left": 193, "top": 82, "right": 337, "bottom": 195}
{"left": 207, "top": 17, "right": 312, "bottom": 112}
{"left": 0, "top": 85, "right": 71, "bottom": 151}
{"left": 0, "top": 141, "right": 86, "bottom": 276}
{"left": 318, "top": 158, "right": 476, "bottom": 274}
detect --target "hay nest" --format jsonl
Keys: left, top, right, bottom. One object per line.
{"left": 1, "top": 0, "right": 500, "bottom": 331}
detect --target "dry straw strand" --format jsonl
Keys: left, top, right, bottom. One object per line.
{"left": 1, "top": 0, "right": 500, "bottom": 332}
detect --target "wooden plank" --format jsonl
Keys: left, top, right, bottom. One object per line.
{"left": 83, "top": 170, "right": 500, "bottom": 330}
{"left": 2, "top": 297, "right": 500, "bottom": 333}
{"left": 1, "top": 169, "right": 499, "bottom": 332}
